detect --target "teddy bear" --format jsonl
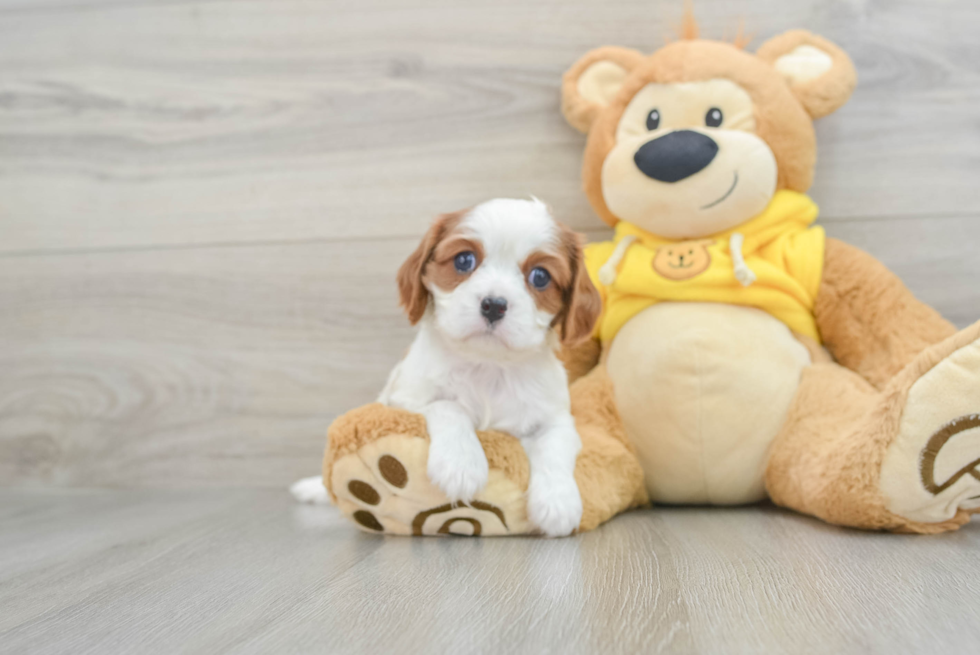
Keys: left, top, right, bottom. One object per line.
{"left": 321, "top": 19, "right": 980, "bottom": 537}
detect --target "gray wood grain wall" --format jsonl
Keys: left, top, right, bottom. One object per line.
{"left": 2, "top": 0, "right": 979, "bottom": 488}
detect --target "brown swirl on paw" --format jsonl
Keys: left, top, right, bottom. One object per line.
{"left": 411, "top": 500, "right": 507, "bottom": 536}
{"left": 920, "top": 414, "right": 980, "bottom": 494}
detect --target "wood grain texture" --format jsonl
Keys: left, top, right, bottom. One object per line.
{"left": 0, "top": 0, "right": 979, "bottom": 488}
{"left": 0, "top": 0, "right": 979, "bottom": 252}
{"left": 1, "top": 489, "right": 979, "bottom": 655}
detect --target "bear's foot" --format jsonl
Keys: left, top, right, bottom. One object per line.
{"left": 325, "top": 404, "right": 533, "bottom": 536}
{"left": 880, "top": 324, "right": 980, "bottom": 528}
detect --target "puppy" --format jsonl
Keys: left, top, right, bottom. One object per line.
{"left": 293, "top": 198, "right": 601, "bottom": 537}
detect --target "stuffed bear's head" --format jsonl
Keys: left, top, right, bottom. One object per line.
{"left": 562, "top": 23, "right": 857, "bottom": 238}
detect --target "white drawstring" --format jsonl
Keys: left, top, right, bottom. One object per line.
{"left": 601, "top": 232, "right": 755, "bottom": 287}
{"left": 597, "top": 235, "right": 637, "bottom": 286}
{"left": 729, "top": 232, "right": 756, "bottom": 287}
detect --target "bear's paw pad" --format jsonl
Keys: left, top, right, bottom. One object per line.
{"left": 881, "top": 333, "right": 980, "bottom": 524}
{"left": 330, "top": 434, "right": 531, "bottom": 536}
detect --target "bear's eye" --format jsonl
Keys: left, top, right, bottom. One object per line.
{"left": 705, "top": 107, "right": 723, "bottom": 127}
{"left": 646, "top": 109, "right": 661, "bottom": 130}
{"left": 454, "top": 251, "right": 477, "bottom": 273}
{"left": 528, "top": 267, "right": 551, "bottom": 290}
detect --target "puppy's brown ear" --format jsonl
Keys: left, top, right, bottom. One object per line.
{"left": 556, "top": 225, "right": 603, "bottom": 346}
{"left": 396, "top": 211, "right": 463, "bottom": 324}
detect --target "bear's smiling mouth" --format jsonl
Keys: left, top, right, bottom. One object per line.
{"left": 700, "top": 171, "right": 739, "bottom": 210}
{"left": 668, "top": 260, "right": 693, "bottom": 269}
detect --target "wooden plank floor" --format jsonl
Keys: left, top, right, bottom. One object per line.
{"left": 2, "top": 489, "right": 979, "bottom": 655}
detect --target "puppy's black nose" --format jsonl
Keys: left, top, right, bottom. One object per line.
{"left": 480, "top": 297, "right": 507, "bottom": 324}
{"left": 634, "top": 130, "right": 719, "bottom": 182}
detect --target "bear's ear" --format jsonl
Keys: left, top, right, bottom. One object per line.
{"left": 562, "top": 46, "right": 645, "bottom": 133}
{"left": 756, "top": 30, "right": 857, "bottom": 119}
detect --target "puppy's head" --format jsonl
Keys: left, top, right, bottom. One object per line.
{"left": 397, "top": 198, "right": 601, "bottom": 357}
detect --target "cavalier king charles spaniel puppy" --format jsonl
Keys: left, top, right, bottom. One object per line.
{"left": 293, "top": 198, "right": 601, "bottom": 536}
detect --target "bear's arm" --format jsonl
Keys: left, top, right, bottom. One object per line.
{"left": 813, "top": 238, "right": 956, "bottom": 389}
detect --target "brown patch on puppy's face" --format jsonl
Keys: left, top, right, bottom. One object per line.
{"left": 424, "top": 235, "right": 485, "bottom": 294}
{"left": 521, "top": 250, "right": 571, "bottom": 315}
{"left": 396, "top": 210, "right": 468, "bottom": 324}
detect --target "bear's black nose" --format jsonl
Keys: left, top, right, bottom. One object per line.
{"left": 633, "top": 130, "right": 719, "bottom": 183}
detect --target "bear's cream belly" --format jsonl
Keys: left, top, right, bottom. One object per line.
{"left": 606, "top": 303, "right": 811, "bottom": 505}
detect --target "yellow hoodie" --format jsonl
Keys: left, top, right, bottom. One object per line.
{"left": 584, "top": 190, "right": 825, "bottom": 343}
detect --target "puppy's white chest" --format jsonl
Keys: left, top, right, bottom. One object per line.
{"left": 448, "top": 363, "right": 555, "bottom": 437}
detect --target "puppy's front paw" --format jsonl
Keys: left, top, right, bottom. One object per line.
{"left": 427, "top": 434, "right": 489, "bottom": 502}
{"left": 527, "top": 474, "right": 583, "bottom": 537}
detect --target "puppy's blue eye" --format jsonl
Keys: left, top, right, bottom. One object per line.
{"left": 528, "top": 267, "right": 551, "bottom": 290}
{"left": 454, "top": 251, "right": 476, "bottom": 273}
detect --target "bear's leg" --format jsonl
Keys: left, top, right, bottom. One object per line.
{"left": 815, "top": 238, "right": 957, "bottom": 388}
{"left": 766, "top": 321, "right": 980, "bottom": 533}
{"left": 324, "top": 365, "right": 646, "bottom": 535}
